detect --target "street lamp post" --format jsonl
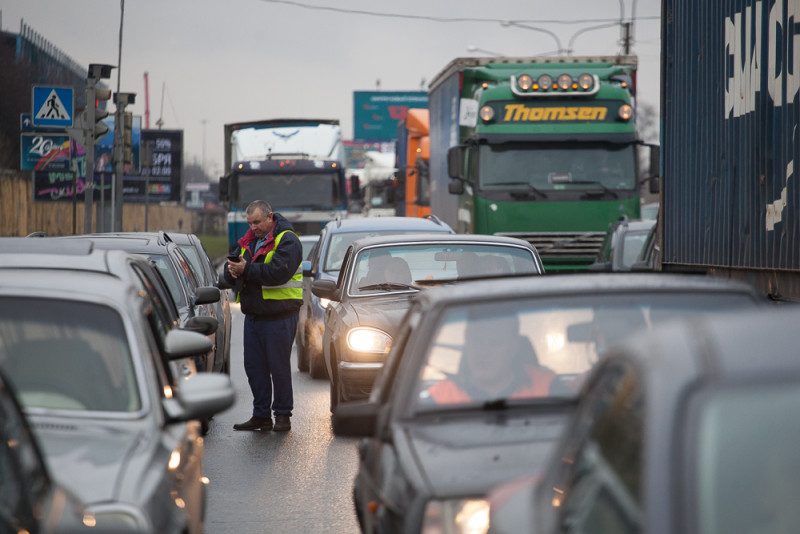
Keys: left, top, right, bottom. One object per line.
{"left": 466, "top": 45, "right": 507, "bottom": 57}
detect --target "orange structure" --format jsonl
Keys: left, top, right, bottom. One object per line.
{"left": 398, "top": 109, "right": 431, "bottom": 218}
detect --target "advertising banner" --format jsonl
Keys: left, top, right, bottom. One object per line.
{"left": 20, "top": 133, "right": 71, "bottom": 171}
{"left": 141, "top": 130, "right": 183, "bottom": 201}
{"left": 353, "top": 91, "right": 428, "bottom": 142}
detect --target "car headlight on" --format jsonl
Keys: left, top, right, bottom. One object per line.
{"left": 421, "top": 498, "right": 490, "bottom": 534}
{"left": 346, "top": 327, "right": 392, "bottom": 354}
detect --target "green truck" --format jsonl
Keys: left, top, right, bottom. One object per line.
{"left": 428, "top": 56, "right": 658, "bottom": 271}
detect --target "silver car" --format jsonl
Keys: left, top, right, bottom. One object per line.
{"left": 0, "top": 239, "right": 235, "bottom": 532}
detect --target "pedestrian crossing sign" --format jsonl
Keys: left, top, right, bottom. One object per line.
{"left": 32, "top": 86, "right": 74, "bottom": 128}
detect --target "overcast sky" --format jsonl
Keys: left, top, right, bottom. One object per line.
{"left": 2, "top": 0, "right": 661, "bottom": 178}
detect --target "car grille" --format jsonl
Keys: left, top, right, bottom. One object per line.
{"left": 495, "top": 231, "right": 606, "bottom": 258}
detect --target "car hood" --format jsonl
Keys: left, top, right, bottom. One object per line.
{"left": 400, "top": 408, "right": 571, "bottom": 497}
{"left": 31, "top": 417, "right": 148, "bottom": 504}
{"left": 350, "top": 293, "right": 416, "bottom": 335}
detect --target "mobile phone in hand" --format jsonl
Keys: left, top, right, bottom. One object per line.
{"left": 227, "top": 254, "right": 241, "bottom": 262}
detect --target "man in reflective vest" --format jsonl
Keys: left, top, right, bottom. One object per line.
{"left": 224, "top": 200, "right": 303, "bottom": 432}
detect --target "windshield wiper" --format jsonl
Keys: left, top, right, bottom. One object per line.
{"left": 358, "top": 282, "right": 418, "bottom": 291}
{"left": 488, "top": 181, "right": 549, "bottom": 199}
{"left": 568, "top": 180, "right": 619, "bottom": 199}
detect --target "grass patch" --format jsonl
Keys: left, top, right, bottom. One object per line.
{"left": 197, "top": 233, "right": 230, "bottom": 261}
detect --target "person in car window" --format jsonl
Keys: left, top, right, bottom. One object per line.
{"left": 425, "top": 317, "right": 555, "bottom": 405}
{"left": 225, "top": 200, "right": 303, "bottom": 432}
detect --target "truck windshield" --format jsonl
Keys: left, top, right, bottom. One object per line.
{"left": 237, "top": 172, "right": 339, "bottom": 209}
{"left": 478, "top": 142, "right": 636, "bottom": 191}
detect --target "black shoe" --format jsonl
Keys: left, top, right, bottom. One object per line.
{"left": 233, "top": 416, "right": 272, "bottom": 431}
{"left": 273, "top": 415, "right": 291, "bottom": 432}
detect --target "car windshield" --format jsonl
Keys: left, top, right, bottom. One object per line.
{"left": 413, "top": 292, "right": 756, "bottom": 412}
{"left": 620, "top": 230, "right": 651, "bottom": 269}
{"left": 696, "top": 384, "right": 800, "bottom": 534}
{"left": 349, "top": 243, "right": 539, "bottom": 296}
{"left": 479, "top": 142, "right": 636, "bottom": 191}
{"left": 0, "top": 298, "right": 141, "bottom": 413}
{"left": 149, "top": 254, "right": 187, "bottom": 308}
{"left": 324, "top": 230, "right": 445, "bottom": 272}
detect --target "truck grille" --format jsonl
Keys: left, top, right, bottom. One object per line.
{"left": 495, "top": 231, "right": 606, "bottom": 258}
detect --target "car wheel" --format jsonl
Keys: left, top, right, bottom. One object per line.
{"left": 309, "top": 348, "right": 327, "bottom": 379}
{"left": 297, "top": 326, "right": 310, "bottom": 373}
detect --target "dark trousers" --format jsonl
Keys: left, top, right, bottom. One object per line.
{"left": 243, "top": 313, "right": 298, "bottom": 418}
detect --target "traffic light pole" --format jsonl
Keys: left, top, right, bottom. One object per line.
{"left": 112, "top": 92, "right": 135, "bottom": 232}
{"left": 83, "top": 80, "right": 96, "bottom": 234}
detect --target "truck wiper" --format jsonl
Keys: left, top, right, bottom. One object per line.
{"left": 358, "top": 282, "right": 419, "bottom": 291}
{"left": 569, "top": 180, "right": 619, "bottom": 199}
{"left": 490, "top": 181, "right": 549, "bottom": 199}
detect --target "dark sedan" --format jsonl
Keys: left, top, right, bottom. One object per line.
{"left": 333, "top": 274, "right": 761, "bottom": 534}
{"left": 314, "top": 233, "right": 543, "bottom": 411}
{"left": 489, "top": 306, "right": 798, "bottom": 534}
{"left": 298, "top": 216, "right": 452, "bottom": 377}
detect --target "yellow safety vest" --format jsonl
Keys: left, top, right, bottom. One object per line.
{"left": 236, "top": 230, "right": 303, "bottom": 302}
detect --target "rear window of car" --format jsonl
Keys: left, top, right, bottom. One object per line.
{"left": 413, "top": 292, "right": 756, "bottom": 412}
{"left": 0, "top": 298, "right": 141, "bottom": 413}
{"left": 324, "top": 230, "right": 448, "bottom": 272}
{"left": 695, "top": 383, "right": 800, "bottom": 534}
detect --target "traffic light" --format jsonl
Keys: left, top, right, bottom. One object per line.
{"left": 122, "top": 111, "right": 133, "bottom": 165}
{"left": 91, "top": 85, "right": 112, "bottom": 143}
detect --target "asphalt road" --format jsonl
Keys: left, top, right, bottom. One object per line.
{"left": 203, "top": 302, "right": 361, "bottom": 533}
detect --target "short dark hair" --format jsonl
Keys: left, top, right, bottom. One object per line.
{"left": 246, "top": 200, "right": 272, "bottom": 217}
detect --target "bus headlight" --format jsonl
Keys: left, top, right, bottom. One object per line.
{"left": 618, "top": 104, "right": 633, "bottom": 121}
{"left": 479, "top": 106, "right": 495, "bottom": 122}
{"left": 537, "top": 74, "right": 553, "bottom": 91}
{"left": 517, "top": 74, "right": 533, "bottom": 91}
{"left": 578, "top": 73, "right": 594, "bottom": 91}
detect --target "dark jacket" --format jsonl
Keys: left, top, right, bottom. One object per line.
{"left": 224, "top": 213, "right": 303, "bottom": 318}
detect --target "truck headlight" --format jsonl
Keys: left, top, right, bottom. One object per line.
{"left": 346, "top": 327, "right": 392, "bottom": 354}
{"left": 618, "top": 104, "right": 633, "bottom": 121}
{"left": 578, "top": 73, "right": 594, "bottom": 91}
{"left": 517, "top": 74, "right": 533, "bottom": 91}
{"left": 537, "top": 74, "right": 553, "bottom": 91}
{"left": 479, "top": 106, "right": 495, "bottom": 122}
{"left": 557, "top": 73, "right": 573, "bottom": 91}
{"left": 421, "top": 498, "right": 490, "bottom": 534}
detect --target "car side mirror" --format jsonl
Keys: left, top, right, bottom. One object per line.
{"left": 448, "top": 180, "right": 465, "bottom": 195}
{"left": 312, "top": 279, "right": 339, "bottom": 301}
{"left": 447, "top": 145, "right": 466, "bottom": 180}
{"left": 302, "top": 260, "right": 313, "bottom": 277}
{"left": 164, "top": 373, "right": 235, "bottom": 422}
{"left": 164, "top": 329, "right": 213, "bottom": 361}
{"left": 332, "top": 401, "right": 378, "bottom": 437}
{"left": 185, "top": 316, "right": 219, "bottom": 336}
{"left": 194, "top": 286, "right": 220, "bottom": 305}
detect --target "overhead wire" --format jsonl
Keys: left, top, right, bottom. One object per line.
{"left": 256, "top": 0, "right": 659, "bottom": 25}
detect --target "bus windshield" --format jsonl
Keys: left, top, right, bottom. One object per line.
{"left": 479, "top": 142, "right": 636, "bottom": 191}
{"left": 236, "top": 172, "right": 340, "bottom": 209}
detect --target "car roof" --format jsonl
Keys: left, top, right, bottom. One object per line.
{"left": 620, "top": 307, "right": 800, "bottom": 383}
{"left": 0, "top": 238, "right": 136, "bottom": 275}
{"left": 349, "top": 232, "right": 536, "bottom": 252}
{"left": 1, "top": 266, "right": 135, "bottom": 305}
{"left": 58, "top": 233, "right": 174, "bottom": 255}
{"left": 413, "top": 273, "right": 760, "bottom": 310}
{"left": 324, "top": 216, "right": 452, "bottom": 234}
{"left": 620, "top": 219, "right": 657, "bottom": 232}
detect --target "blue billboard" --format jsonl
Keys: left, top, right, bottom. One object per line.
{"left": 353, "top": 91, "right": 428, "bottom": 142}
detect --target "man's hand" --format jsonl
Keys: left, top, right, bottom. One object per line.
{"left": 228, "top": 257, "right": 246, "bottom": 279}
